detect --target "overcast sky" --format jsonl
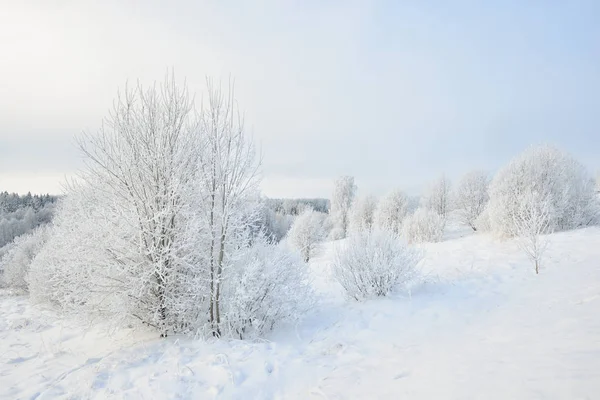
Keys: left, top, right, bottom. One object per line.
{"left": 1, "top": 1, "right": 598, "bottom": 198}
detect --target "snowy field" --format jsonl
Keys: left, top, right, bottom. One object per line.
{"left": 2, "top": 227, "right": 600, "bottom": 399}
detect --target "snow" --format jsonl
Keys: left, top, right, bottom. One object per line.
{"left": 2, "top": 227, "right": 600, "bottom": 399}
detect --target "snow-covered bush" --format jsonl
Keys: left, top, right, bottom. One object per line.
{"left": 488, "top": 145, "right": 599, "bottom": 237}
{"left": 332, "top": 230, "right": 422, "bottom": 301}
{"left": 28, "top": 184, "right": 147, "bottom": 326}
{"left": 0, "top": 225, "right": 49, "bottom": 292}
{"left": 474, "top": 206, "right": 492, "bottom": 232}
{"left": 421, "top": 176, "right": 451, "bottom": 220}
{"left": 454, "top": 170, "right": 489, "bottom": 231}
{"left": 401, "top": 207, "right": 445, "bottom": 243}
{"left": 330, "top": 176, "right": 357, "bottom": 239}
{"left": 350, "top": 195, "right": 377, "bottom": 233}
{"left": 286, "top": 209, "right": 326, "bottom": 262}
{"left": 375, "top": 189, "right": 409, "bottom": 235}
{"left": 222, "top": 238, "right": 312, "bottom": 339}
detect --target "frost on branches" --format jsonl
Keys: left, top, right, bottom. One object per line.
{"left": 350, "top": 195, "right": 377, "bottom": 233}
{"left": 487, "top": 145, "right": 599, "bottom": 237}
{"left": 286, "top": 209, "right": 326, "bottom": 262}
{"left": 222, "top": 237, "right": 312, "bottom": 339}
{"left": 421, "top": 175, "right": 451, "bottom": 220}
{"left": 375, "top": 189, "right": 409, "bottom": 235}
{"left": 511, "top": 191, "right": 553, "bottom": 274}
{"left": 27, "top": 75, "right": 310, "bottom": 339}
{"left": 332, "top": 230, "right": 422, "bottom": 301}
{"left": 454, "top": 170, "right": 489, "bottom": 231}
{"left": 401, "top": 207, "right": 445, "bottom": 243}
{"left": 0, "top": 225, "right": 49, "bottom": 292}
{"left": 329, "top": 176, "right": 357, "bottom": 239}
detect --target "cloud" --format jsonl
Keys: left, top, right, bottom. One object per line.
{"left": 1, "top": 1, "right": 598, "bottom": 196}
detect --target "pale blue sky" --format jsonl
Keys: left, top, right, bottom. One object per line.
{"left": 1, "top": 0, "right": 598, "bottom": 197}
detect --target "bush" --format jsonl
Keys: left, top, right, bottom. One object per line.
{"left": 401, "top": 208, "right": 445, "bottom": 243}
{"left": 474, "top": 206, "right": 492, "bottom": 233}
{"left": 222, "top": 238, "right": 312, "bottom": 339}
{"left": 332, "top": 230, "right": 422, "bottom": 301}
{"left": 488, "top": 145, "right": 599, "bottom": 237}
{"left": 0, "top": 225, "right": 50, "bottom": 292}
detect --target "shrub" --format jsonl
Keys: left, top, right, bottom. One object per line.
{"left": 331, "top": 230, "right": 422, "bottom": 301}
{"left": 222, "top": 238, "right": 312, "bottom": 339}
{"left": 401, "top": 207, "right": 445, "bottom": 243}
{"left": 0, "top": 225, "right": 50, "bottom": 292}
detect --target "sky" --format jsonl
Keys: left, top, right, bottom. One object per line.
{"left": 1, "top": 0, "right": 599, "bottom": 198}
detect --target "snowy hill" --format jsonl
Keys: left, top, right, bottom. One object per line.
{"left": 2, "top": 228, "right": 600, "bottom": 399}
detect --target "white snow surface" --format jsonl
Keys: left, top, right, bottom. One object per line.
{"left": 2, "top": 227, "right": 600, "bottom": 399}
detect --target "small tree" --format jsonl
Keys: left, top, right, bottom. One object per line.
{"left": 192, "top": 78, "right": 261, "bottom": 337}
{"left": 375, "top": 189, "right": 409, "bottom": 235}
{"left": 330, "top": 176, "right": 357, "bottom": 239}
{"left": 454, "top": 170, "right": 489, "bottom": 231}
{"left": 512, "top": 191, "right": 553, "bottom": 274}
{"left": 350, "top": 195, "right": 377, "bottom": 233}
{"left": 421, "top": 175, "right": 451, "bottom": 220}
{"left": 286, "top": 209, "right": 326, "bottom": 262}
{"left": 402, "top": 207, "right": 445, "bottom": 243}
{"left": 331, "top": 230, "right": 422, "bottom": 301}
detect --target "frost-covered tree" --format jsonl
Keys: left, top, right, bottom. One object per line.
{"left": 286, "top": 209, "right": 326, "bottom": 262}
{"left": 29, "top": 77, "right": 201, "bottom": 334}
{"left": 454, "top": 170, "right": 490, "bottom": 231}
{"left": 421, "top": 175, "right": 451, "bottom": 220}
{"left": 375, "top": 189, "right": 409, "bottom": 235}
{"left": 256, "top": 204, "right": 294, "bottom": 243}
{"left": 0, "top": 225, "right": 50, "bottom": 292}
{"left": 27, "top": 75, "right": 313, "bottom": 339}
{"left": 330, "top": 176, "right": 357, "bottom": 239}
{"left": 190, "top": 78, "right": 262, "bottom": 337}
{"left": 350, "top": 195, "right": 377, "bottom": 233}
{"left": 332, "top": 230, "right": 422, "bottom": 301}
{"left": 402, "top": 207, "right": 445, "bottom": 243}
{"left": 512, "top": 191, "right": 553, "bottom": 274}
{"left": 487, "top": 145, "right": 599, "bottom": 237}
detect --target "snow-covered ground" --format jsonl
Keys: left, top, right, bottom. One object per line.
{"left": 2, "top": 227, "right": 600, "bottom": 399}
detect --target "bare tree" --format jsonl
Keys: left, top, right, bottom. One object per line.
{"left": 330, "top": 176, "right": 357, "bottom": 239}
{"left": 454, "top": 170, "right": 489, "bottom": 231}
{"left": 512, "top": 191, "right": 553, "bottom": 274}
